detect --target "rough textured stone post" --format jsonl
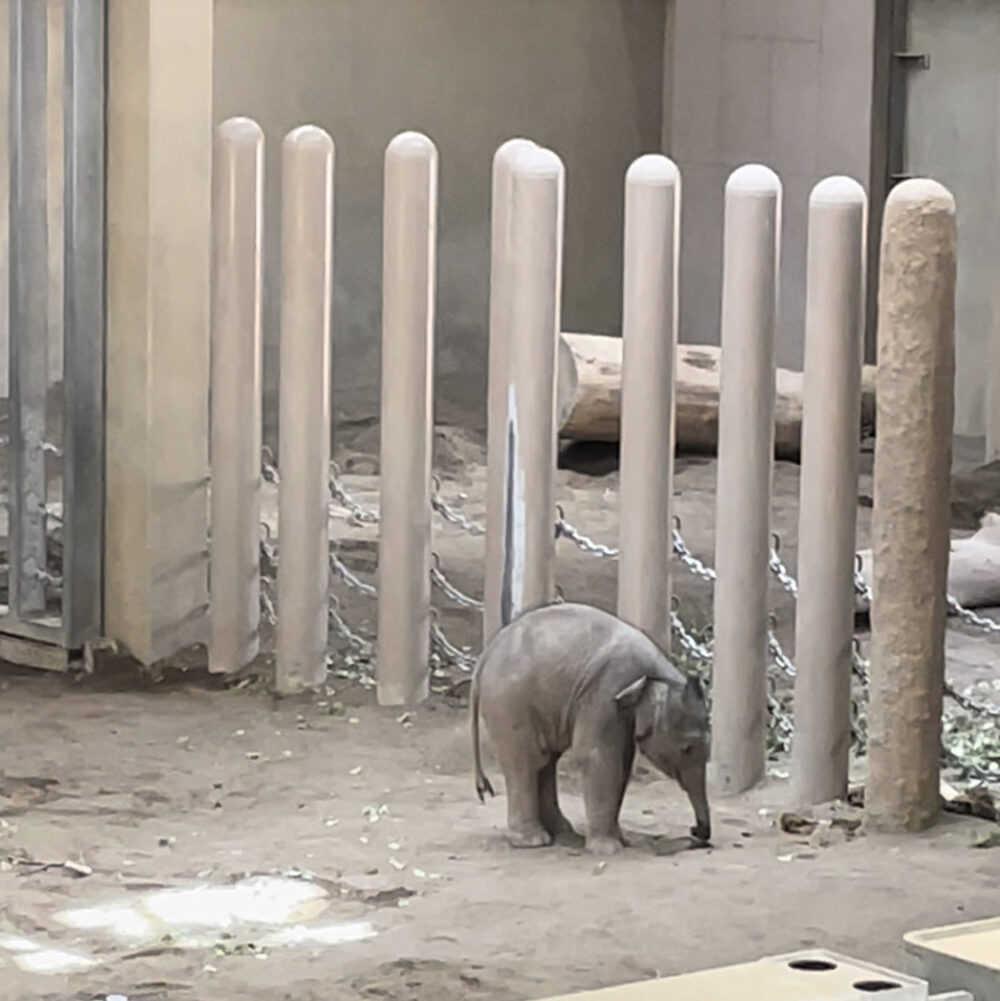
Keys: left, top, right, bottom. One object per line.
{"left": 275, "top": 127, "right": 335, "bottom": 695}
{"left": 867, "top": 179, "right": 956, "bottom": 832}
{"left": 792, "top": 176, "right": 867, "bottom": 805}
{"left": 376, "top": 132, "right": 438, "bottom": 706}
{"left": 209, "top": 118, "right": 264, "bottom": 675}
{"left": 616, "top": 155, "right": 680, "bottom": 651}
{"left": 711, "top": 164, "right": 781, "bottom": 795}
{"left": 484, "top": 138, "right": 536, "bottom": 645}
{"left": 498, "top": 148, "right": 564, "bottom": 625}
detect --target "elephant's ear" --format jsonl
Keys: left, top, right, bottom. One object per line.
{"left": 614, "top": 676, "right": 648, "bottom": 711}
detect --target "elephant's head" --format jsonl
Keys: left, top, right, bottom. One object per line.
{"left": 615, "top": 673, "right": 711, "bottom": 844}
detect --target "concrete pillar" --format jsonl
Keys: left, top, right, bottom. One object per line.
{"left": 497, "top": 148, "right": 564, "bottom": 625}
{"left": 8, "top": 0, "right": 50, "bottom": 617}
{"left": 710, "top": 164, "right": 781, "bottom": 796}
{"left": 616, "top": 154, "right": 680, "bottom": 652}
{"left": 376, "top": 132, "right": 438, "bottom": 707}
{"left": 792, "top": 176, "right": 867, "bottom": 805}
{"left": 105, "top": 0, "right": 213, "bottom": 663}
{"left": 209, "top": 118, "right": 264, "bottom": 675}
{"left": 484, "top": 137, "right": 536, "bottom": 644}
{"left": 275, "top": 127, "right": 334, "bottom": 695}
{"left": 867, "top": 179, "right": 956, "bottom": 833}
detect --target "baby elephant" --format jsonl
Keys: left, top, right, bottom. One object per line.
{"left": 471, "top": 602, "right": 711, "bottom": 855}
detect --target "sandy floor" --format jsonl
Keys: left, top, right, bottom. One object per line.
{"left": 2, "top": 428, "right": 999, "bottom": 1001}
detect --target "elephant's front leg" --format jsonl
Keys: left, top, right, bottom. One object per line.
{"left": 580, "top": 736, "right": 633, "bottom": 856}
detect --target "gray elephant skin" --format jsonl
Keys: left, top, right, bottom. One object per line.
{"left": 471, "top": 601, "right": 711, "bottom": 855}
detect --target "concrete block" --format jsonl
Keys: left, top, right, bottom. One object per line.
{"left": 534, "top": 949, "right": 929, "bottom": 1001}
{"left": 906, "top": 916, "right": 1000, "bottom": 1001}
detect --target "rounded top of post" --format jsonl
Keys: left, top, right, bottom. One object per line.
{"left": 810, "top": 175, "right": 866, "bottom": 207}
{"left": 217, "top": 117, "right": 264, "bottom": 144}
{"left": 885, "top": 177, "right": 955, "bottom": 214}
{"left": 283, "top": 124, "right": 334, "bottom": 154}
{"left": 626, "top": 154, "right": 679, "bottom": 187}
{"left": 511, "top": 146, "right": 563, "bottom": 181}
{"left": 386, "top": 130, "right": 437, "bottom": 162}
{"left": 726, "top": 164, "right": 781, "bottom": 196}
{"left": 494, "top": 137, "right": 537, "bottom": 168}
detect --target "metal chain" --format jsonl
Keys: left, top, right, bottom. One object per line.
{"left": 768, "top": 534, "right": 799, "bottom": 597}
{"left": 944, "top": 679, "right": 1000, "bottom": 719}
{"left": 429, "top": 616, "right": 477, "bottom": 671}
{"left": 670, "top": 611, "right": 713, "bottom": 662}
{"left": 431, "top": 476, "right": 485, "bottom": 536}
{"left": 555, "top": 506, "right": 619, "bottom": 558}
{"left": 946, "top": 595, "right": 1000, "bottom": 635}
{"left": 671, "top": 522, "right": 717, "bottom": 582}
{"left": 430, "top": 553, "right": 484, "bottom": 610}
{"left": 768, "top": 626, "right": 797, "bottom": 678}
{"left": 329, "top": 464, "right": 380, "bottom": 525}
{"left": 328, "top": 596, "right": 374, "bottom": 656}
{"left": 329, "top": 552, "right": 378, "bottom": 598}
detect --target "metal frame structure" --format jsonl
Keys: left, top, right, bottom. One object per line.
{"left": 3, "top": 0, "right": 105, "bottom": 665}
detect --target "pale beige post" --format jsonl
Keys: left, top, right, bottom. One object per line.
{"left": 105, "top": 0, "right": 213, "bottom": 663}
{"left": 867, "top": 179, "right": 956, "bottom": 832}
{"left": 792, "top": 176, "right": 867, "bottom": 805}
{"left": 501, "top": 148, "right": 564, "bottom": 622}
{"left": 484, "top": 137, "right": 536, "bottom": 644}
{"left": 276, "top": 127, "right": 334, "bottom": 695}
{"left": 710, "top": 164, "right": 781, "bottom": 796}
{"left": 376, "top": 132, "right": 438, "bottom": 706}
{"left": 617, "top": 155, "right": 680, "bottom": 651}
{"left": 209, "top": 118, "right": 264, "bottom": 675}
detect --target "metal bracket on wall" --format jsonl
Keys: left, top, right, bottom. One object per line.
{"left": 893, "top": 50, "right": 931, "bottom": 70}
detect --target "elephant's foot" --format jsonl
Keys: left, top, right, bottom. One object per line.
{"left": 507, "top": 824, "right": 554, "bottom": 849}
{"left": 585, "top": 833, "right": 625, "bottom": 856}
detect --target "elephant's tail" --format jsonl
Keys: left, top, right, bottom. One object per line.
{"left": 471, "top": 675, "right": 495, "bottom": 802}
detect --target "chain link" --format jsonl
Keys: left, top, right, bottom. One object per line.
{"left": 329, "top": 551, "right": 378, "bottom": 598}
{"left": 671, "top": 523, "right": 717, "bottom": 582}
{"left": 430, "top": 476, "right": 485, "bottom": 536}
{"left": 330, "top": 464, "right": 380, "bottom": 525}
{"left": 670, "top": 611, "right": 713, "bottom": 662}
{"left": 328, "top": 596, "right": 375, "bottom": 656}
{"left": 430, "top": 553, "right": 484, "bottom": 610}
{"left": 768, "top": 534, "right": 799, "bottom": 597}
{"left": 946, "top": 595, "right": 1000, "bottom": 635}
{"left": 768, "top": 626, "right": 797, "bottom": 678}
{"left": 555, "top": 506, "right": 619, "bottom": 558}
{"left": 944, "top": 679, "right": 1000, "bottom": 719}
{"left": 429, "top": 616, "right": 477, "bottom": 671}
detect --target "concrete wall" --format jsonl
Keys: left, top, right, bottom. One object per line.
{"left": 213, "top": 0, "right": 668, "bottom": 438}
{"left": 668, "top": 0, "right": 876, "bottom": 370}
{"left": 905, "top": 0, "right": 1000, "bottom": 441}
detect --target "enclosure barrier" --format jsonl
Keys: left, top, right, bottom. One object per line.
{"left": 616, "top": 155, "right": 679, "bottom": 654}
{"left": 209, "top": 118, "right": 264, "bottom": 676}
{"left": 711, "top": 165, "right": 781, "bottom": 795}
{"left": 868, "top": 180, "right": 957, "bottom": 833}
{"left": 206, "top": 118, "right": 997, "bottom": 825}
{"left": 275, "top": 126, "right": 335, "bottom": 694}
{"left": 377, "top": 132, "right": 438, "bottom": 706}
{"left": 792, "top": 177, "right": 867, "bottom": 806}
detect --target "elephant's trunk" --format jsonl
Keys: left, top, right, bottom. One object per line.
{"left": 681, "top": 763, "right": 711, "bottom": 843}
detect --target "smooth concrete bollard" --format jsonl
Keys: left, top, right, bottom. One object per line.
{"left": 711, "top": 164, "right": 781, "bottom": 795}
{"left": 792, "top": 176, "right": 867, "bottom": 805}
{"left": 209, "top": 117, "right": 264, "bottom": 675}
{"left": 497, "top": 147, "right": 564, "bottom": 625}
{"left": 276, "top": 126, "right": 335, "bottom": 695}
{"left": 484, "top": 137, "right": 537, "bottom": 645}
{"left": 376, "top": 132, "right": 438, "bottom": 706}
{"left": 616, "top": 155, "right": 680, "bottom": 652}
{"left": 867, "top": 179, "right": 956, "bottom": 832}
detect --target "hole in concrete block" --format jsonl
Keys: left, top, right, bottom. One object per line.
{"left": 853, "top": 980, "right": 901, "bottom": 992}
{"left": 788, "top": 959, "right": 838, "bottom": 972}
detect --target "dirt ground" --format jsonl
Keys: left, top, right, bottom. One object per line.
{"left": 2, "top": 425, "right": 999, "bottom": 1001}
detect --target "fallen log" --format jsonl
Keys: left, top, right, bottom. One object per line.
{"left": 855, "top": 511, "right": 1000, "bottom": 615}
{"left": 556, "top": 332, "right": 877, "bottom": 461}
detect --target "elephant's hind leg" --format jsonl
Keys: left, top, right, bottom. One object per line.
{"left": 538, "top": 756, "right": 582, "bottom": 845}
